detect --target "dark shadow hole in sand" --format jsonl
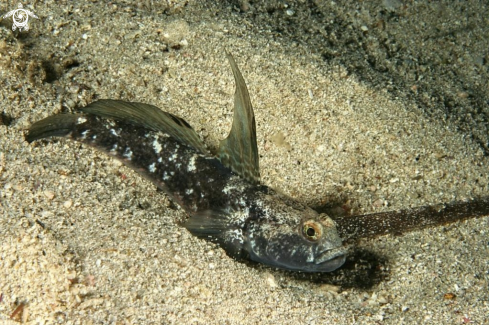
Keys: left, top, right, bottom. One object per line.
{"left": 325, "top": 248, "right": 390, "bottom": 290}
{"left": 240, "top": 247, "right": 389, "bottom": 291}
{"left": 63, "top": 58, "right": 80, "bottom": 70}
{"left": 41, "top": 60, "right": 61, "bottom": 83}
{"left": 0, "top": 112, "right": 14, "bottom": 126}
{"left": 284, "top": 247, "right": 389, "bottom": 290}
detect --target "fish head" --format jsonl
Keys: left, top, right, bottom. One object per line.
{"left": 245, "top": 207, "right": 347, "bottom": 272}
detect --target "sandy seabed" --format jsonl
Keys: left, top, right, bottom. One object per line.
{"left": 0, "top": 1, "right": 488, "bottom": 324}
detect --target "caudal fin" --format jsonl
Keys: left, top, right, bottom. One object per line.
{"left": 26, "top": 114, "right": 84, "bottom": 143}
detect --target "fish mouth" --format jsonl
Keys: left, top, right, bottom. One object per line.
{"left": 254, "top": 245, "right": 348, "bottom": 273}
{"left": 314, "top": 246, "right": 348, "bottom": 272}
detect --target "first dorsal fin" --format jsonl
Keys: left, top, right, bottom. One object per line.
{"left": 218, "top": 52, "right": 260, "bottom": 184}
{"left": 81, "top": 99, "right": 207, "bottom": 154}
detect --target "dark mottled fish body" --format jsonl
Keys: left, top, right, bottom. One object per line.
{"left": 65, "top": 114, "right": 237, "bottom": 214}
{"left": 27, "top": 53, "right": 347, "bottom": 272}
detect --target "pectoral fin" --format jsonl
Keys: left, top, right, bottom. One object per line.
{"left": 81, "top": 99, "right": 207, "bottom": 154}
{"left": 218, "top": 52, "right": 260, "bottom": 185}
{"left": 184, "top": 209, "right": 232, "bottom": 236}
{"left": 184, "top": 209, "right": 245, "bottom": 258}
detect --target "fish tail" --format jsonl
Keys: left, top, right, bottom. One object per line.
{"left": 26, "top": 114, "right": 85, "bottom": 143}
{"left": 26, "top": 111, "right": 201, "bottom": 202}
{"left": 26, "top": 113, "right": 140, "bottom": 155}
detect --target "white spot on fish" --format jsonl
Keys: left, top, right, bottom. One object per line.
{"left": 228, "top": 229, "right": 244, "bottom": 245}
{"left": 186, "top": 188, "right": 194, "bottom": 195}
{"left": 239, "top": 197, "right": 246, "bottom": 207}
{"left": 163, "top": 171, "right": 170, "bottom": 181}
{"left": 158, "top": 157, "right": 162, "bottom": 163}
{"left": 80, "top": 129, "right": 90, "bottom": 139}
{"left": 223, "top": 184, "right": 237, "bottom": 195}
{"left": 76, "top": 117, "right": 87, "bottom": 125}
{"left": 148, "top": 163, "right": 156, "bottom": 173}
{"left": 110, "top": 129, "right": 119, "bottom": 137}
{"left": 306, "top": 247, "right": 314, "bottom": 263}
{"left": 123, "top": 147, "right": 133, "bottom": 160}
{"left": 92, "top": 135, "right": 97, "bottom": 140}
{"left": 110, "top": 144, "right": 118, "bottom": 153}
{"left": 153, "top": 138, "right": 162, "bottom": 154}
{"left": 187, "top": 155, "right": 197, "bottom": 172}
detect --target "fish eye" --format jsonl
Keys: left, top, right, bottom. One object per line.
{"left": 302, "top": 220, "right": 322, "bottom": 242}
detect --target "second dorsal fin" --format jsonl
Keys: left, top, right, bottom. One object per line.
{"left": 218, "top": 52, "right": 260, "bottom": 185}
{"left": 81, "top": 99, "right": 207, "bottom": 154}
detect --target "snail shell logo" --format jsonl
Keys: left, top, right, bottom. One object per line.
{"left": 2, "top": 3, "right": 38, "bottom": 32}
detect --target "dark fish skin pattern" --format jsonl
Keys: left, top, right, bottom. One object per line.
{"left": 71, "top": 114, "right": 243, "bottom": 216}
{"left": 60, "top": 113, "right": 346, "bottom": 272}
{"left": 27, "top": 54, "right": 347, "bottom": 272}
{"left": 24, "top": 54, "right": 489, "bottom": 276}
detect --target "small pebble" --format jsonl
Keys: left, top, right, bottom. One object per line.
{"left": 318, "top": 283, "right": 340, "bottom": 293}
{"left": 63, "top": 199, "right": 73, "bottom": 208}
{"left": 44, "top": 191, "right": 55, "bottom": 200}
{"left": 264, "top": 273, "right": 278, "bottom": 288}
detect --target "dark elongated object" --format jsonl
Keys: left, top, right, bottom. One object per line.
{"left": 336, "top": 197, "right": 489, "bottom": 243}
{"left": 27, "top": 53, "right": 347, "bottom": 272}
